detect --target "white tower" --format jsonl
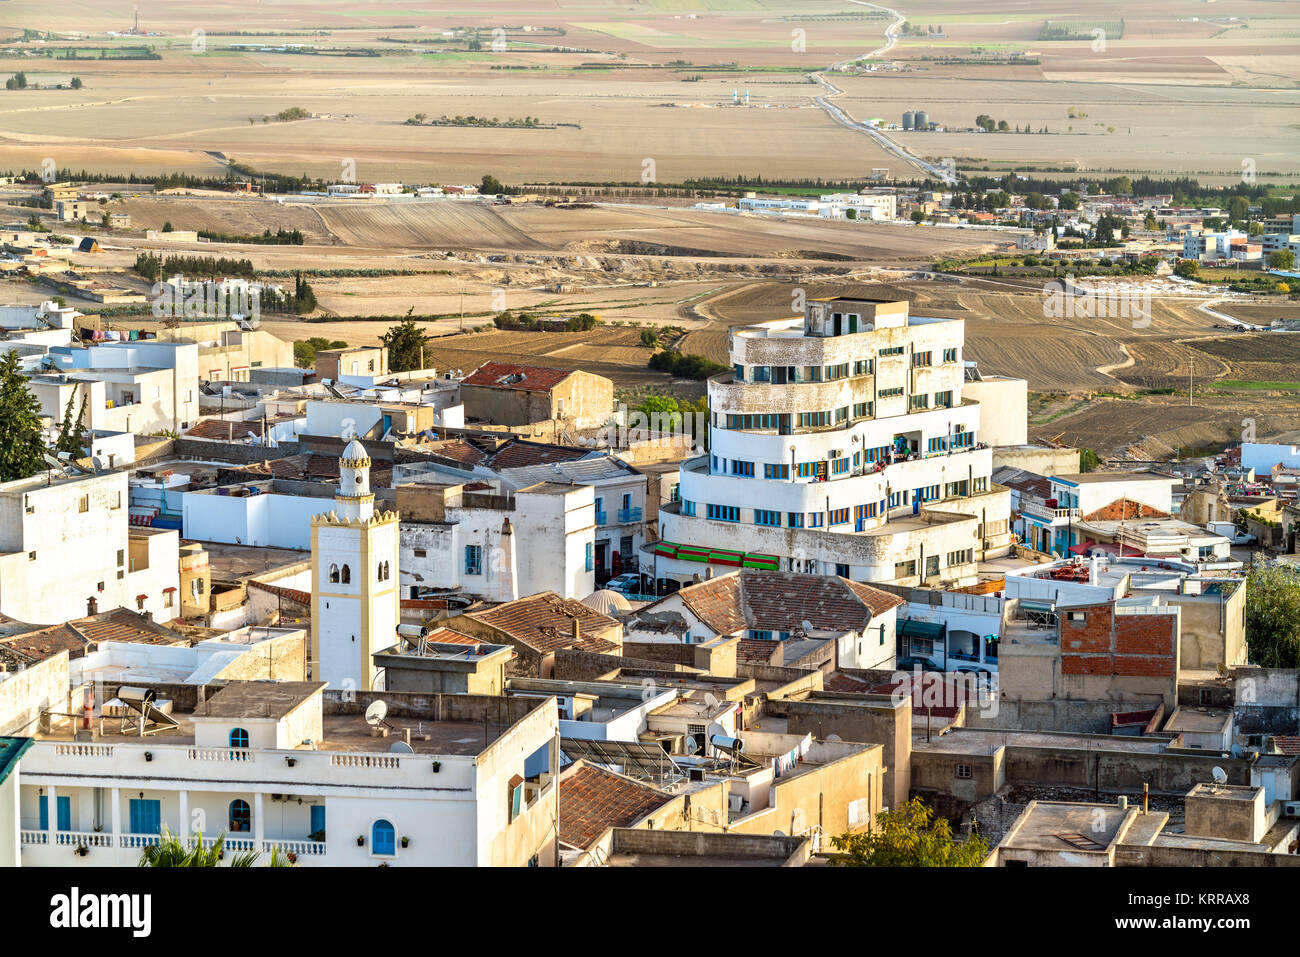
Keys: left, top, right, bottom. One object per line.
{"left": 310, "top": 438, "right": 401, "bottom": 694}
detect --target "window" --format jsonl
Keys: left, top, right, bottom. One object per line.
{"left": 733, "top": 364, "right": 745, "bottom": 381}
{"left": 111, "top": 491, "right": 121, "bottom": 510}
{"left": 973, "top": 476, "right": 988, "bottom": 493}
{"left": 878, "top": 346, "right": 905, "bottom": 357}
{"left": 787, "top": 512, "right": 804, "bottom": 528}
{"left": 230, "top": 728, "right": 249, "bottom": 749}
{"left": 808, "top": 512, "right": 824, "bottom": 528}
{"left": 730, "top": 460, "right": 755, "bottom": 477}
{"left": 935, "top": 390, "right": 954, "bottom": 408}
{"left": 853, "top": 358, "right": 873, "bottom": 375}
{"left": 764, "top": 463, "right": 789, "bottom": 480}
{"left": 826, "top": 362, "right": 850, "bottom": 380}
{"left": 681, "top": 499, "right": 696, "bottom": 516}
{"left": 329, "top": 563, "right": 340, "bottom": 583}
{"left": 831, "top": 457, "right": 849, "bottom": 475}
{"left": 136, "top": 595, "right": 146, "bottom": 611}
{"left": 310, "top": 805, "right": 326, "bottom": 840}
{"left": 117, "top": 549, "right": 125, "bottom": 567}
{"left": 878, "top": 387, "right": 904, "bottom": 398}
{"left": 853, "top": 401, "right": 873, "bottom": 419}
{"left": 78, "top": 495, "right": 89, "bottom": 513}
{"left": 754, "top": 509, "right": 781, "bottom": 527}
{"left": 829, "top": 507, "right": 850, "bottom": 525}
{"left": 27, "top": 551, "right": 36, "bottom": 562}
{"left": 947, "top": 549, "right": 974, "bottom": 566}
{"left": 584, "top": 542, "right": 594, "bottom": 572}
{"left": 706, "top": 504, "right": 740, "bottom": 523}
{"left": 465, "top": 546, "right": 482, "bottom": 575}
{"left": 340, "top": 564, "right": 351, "bottom": 584}
{"left": 164, "top": 590, "right": 173, "bottom": 608}
{"left": 909, "top": 394, "right": 930, "bottom": 411}
{"left": 894, "top": 560, "right": 917, "bottom": 578}
{"left": 753, "top": 365, "right": 771, "bottom": 382}
{"left": 835, "top": 563, "right": 850, "bottom": 577}
{"left": 413, "top": 548, "right": 426, "bottom": 558}
{"left": 913, "top": 351, "right": 932, "bottom": 367}
{"left": 943, "top": 347, "right": 958, "bottom": 363}
{"left": 23, "top": 496, "right": 33, "bottom": 514}
{"left": 229, "top": 799, "right": 251, "bottom": 833}
{"left": 955, "top": 764, "right": 972, "bottom": 779}
{"left": 372, "top": 819, "right": 396, "bottom": 856}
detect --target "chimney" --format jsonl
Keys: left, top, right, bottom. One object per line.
{"left": 86, "top": 596, "right": 98, "bottom": 616}
{"left": 1117, "top": 795, "right": 1128, "bottom": 812}
{"left": 705, "top": 566, "right": 715, "bottom": 580}
{"left": 1143, "top": 783, "right": 1149, "bottom": 815}
{"left": 404, "top": 727, "right": 412, "bottom": 747}
{"left": 571, "top": 616, "right": 580, "bottom": 645}
{"left": 501, "top": 517, "right": 513, "bottom": 536}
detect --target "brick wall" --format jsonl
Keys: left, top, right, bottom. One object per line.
{"left": 1060, "top": 604, "right": 1177, "bottom": 679}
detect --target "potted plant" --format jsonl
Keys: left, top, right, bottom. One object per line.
{"left": 309, "top": 829, "right": 325, "bottom": 843}
{"left": 74, "top": 843, "right": 89, "bottom": 857}
{"left": 356, "top": 835, "right": 365, "bottom": 847}
{"left": 431, "top": 760, "right": 441, "bottom": 773}
{"left": 286, "top": 851, "right": 298, "bottom": 864}
{"left": 400, "top": 836, "right": 410, "bottom": 848}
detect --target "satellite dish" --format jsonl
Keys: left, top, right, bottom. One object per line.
{"left": 389, "top": 741, "right": 415, "bottom": 754}
{"left": 91, "top": 456, "right": 105, "bottom": 473}
{"left": 42, "top": 453, "right": 64, "bottom": 471}
{"left": 825, "top": 733, "right": 842, "bottom": 742}
{"left": 684, "top": 736, "right": 699, "bottom": 755}
{"left": 706, "top": 722, "right": 726, "bottom": 742}
{"left": 364, "top": 700, "right": 389, "bottom": 727}
{"left": 1212, "top": 766, "right": 1228, "bottom": 785}
{"left": 703, "top": 692, "right": 722, "bottom": 711}
{"left": 772, "top": 829, "right": 786, "bottom": 837}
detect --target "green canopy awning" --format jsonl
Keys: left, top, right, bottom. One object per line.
{"left": 898, "top": 620, "right": 945, "bottom": 640}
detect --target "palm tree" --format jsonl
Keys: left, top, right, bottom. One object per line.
{"left": 138, "top": 827, "right": 294, "bottom": 867}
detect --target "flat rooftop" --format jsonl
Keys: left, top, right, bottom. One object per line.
{"left": 195, "top": 542, "right": 308, "bottom": 579}
{"left": 1002, "top": 802, "right": 1128, "bottom": 851}
{"left": 914, "top": 728, "right": 1171, "bottom": 756}
{"left": 193, "top": 681, "right": 324, "bottom": 720}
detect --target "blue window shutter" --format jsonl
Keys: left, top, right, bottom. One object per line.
{"left": 58, "top": 796, "right": 70, "bottom": 831}
{"left": 373, "top": 819, "right": 395, "bottom": 855}
{"left": 311, "top": 805, "right": 326, "bottom": 835}
{"left": 39, "top": 796, "right": 47, "bottom": 831}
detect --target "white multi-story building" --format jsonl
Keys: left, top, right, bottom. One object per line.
{"left": 656, "top": 296, "right": 1012, "bottom": 588}
{"left": 0, "top": 470, "right": 179, "bottom": 624}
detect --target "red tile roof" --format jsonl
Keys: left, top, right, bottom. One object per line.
{"left": 664, "top": 570, "right": 903, "bottom": 638}
{"left": 487, "top": 440, "right": 589, "bottom": 470}
{"left": 735, "top": 639, "right": 780, "bottom": 664}
{"left": 247, "top": 580, "right": 312, "bottom": 608}
{"left": 0, "top": 608, "right": 187, "bottom": 664}
{"left": 462, "top": 361, "right": 574, "bottom": 393}
{"left": 466, "top": 593, "right": 620, "bottom": 655}
{"left": 1274, "top": 737, "right": 1300, "bottom": 756}
{"left": 186, "top": 418, "right": 265, "bottom": 440}
{"left": 558, "top": 763, "right": 671, "bottom": 850}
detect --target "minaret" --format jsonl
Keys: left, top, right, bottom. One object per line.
{"left": 335, "top": 437, "right": 375, "bottom": 521}
{"left": 310, "top": 436, "right": 401, "bottom": 693}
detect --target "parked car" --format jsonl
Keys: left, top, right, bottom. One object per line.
{"left": 953, "top": 664, "right": 995, "bottom": 678}
{"left": 605, "top": 573, "right": 643, "bottom": 596}
{"left": 896, "top": 656, "right": 942, "bottom": 672}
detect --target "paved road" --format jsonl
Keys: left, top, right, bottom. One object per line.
{"left": 807, "top": 2, "right": 958, "bottom": 184}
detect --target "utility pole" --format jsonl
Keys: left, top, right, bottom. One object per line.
{"left": 459, "top": 289, "right": 464, "bottom": 333}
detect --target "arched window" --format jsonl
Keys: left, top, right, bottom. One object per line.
{"left": 329, "top": 563, "right": 340, "bottom": 584}
{"left": 229, "top": 728, "right": 249, "bottom": 749}
{"left": 340, "top": 564, "right": 351, "bottom": 584}
{"left": 229, "top": 799, "right": 251, "bottom": 833}
{"left": 372, "top": 819, "right": 396, "bottom": 855}
{"left": 377, "top": 561, "right": 384, "bottom": 581}
{"left": 382, "top": 561, "right": 390, "bottom": 581}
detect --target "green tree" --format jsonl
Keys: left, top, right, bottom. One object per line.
{"left": 1174, "top": 259, "right": 1199, "bottom": 280}
{"left": 1079, "top": 448, "right": 1102, "bottom": 472}
{"left": 828, "top": 797, "right": 989, "bottom": 867}
{"left": 1268, "top": 250, "right": 1295, "bottom": 272}
{"left": 381, "top": 317, "right": 431, "bottom": 372}
{"left": 1059, "top": 191, "right": 1080, "bottom": 211}
{"left": 161, "top": 221, "right": 173, "bottom": 233}
{"left": 1244, "top": 562, "right": 1300, "bottom": 668}
{"left": 54, "top": 391, "right": 86, "bottom": 457}
{"left": 0, "top": 350, "right": 48, "bottom": 482}
{"left": 480, "top": 174, "right": 505, "bottom": 196}
{"left": 70, "top": 76, "right": 82, "bottom": 89}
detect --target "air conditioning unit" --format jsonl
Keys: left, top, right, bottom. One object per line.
{"left": 1283, "top": 801, "right": 1300, "bottom": 819}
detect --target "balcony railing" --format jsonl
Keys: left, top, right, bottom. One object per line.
{"left": 595, "top": 509, "right": 608, "bottom": 526}
{"left": 1021, "top": 500, "right": 1080, "bottom": 521}
{"left": 617, "top": 506, "right": 643, "bottom": 524}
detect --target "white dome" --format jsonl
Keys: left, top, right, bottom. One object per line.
{"left": 342, "top": 438, "right": 368, "bottom": 462}
{"left": 582, "top": 589, "right": 631, "bottom": 616}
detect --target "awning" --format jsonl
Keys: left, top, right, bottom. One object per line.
{"left": 652, "top": 540, "right": 780, "bottom": 572}
{"left": 899, "top": 620, "right": 945, "bottom": 640}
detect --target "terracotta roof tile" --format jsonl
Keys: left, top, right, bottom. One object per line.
{"left": 558, "top": 763, "right": 671, "bottom": 850}
{"left": 467, "top": 593, "right": 620, "bottom": 655}
{"left": 487, "top": 440, "right": 589, "bottom": 470}
{"left": 666, "top": 570, "right": 902, "bottom": 638}
{"left": 735, "top": 639, "right": 779, "bottom": 664}
{"left": 462, "top": 361, "right": 574, "bottom": 393}
{"left": 247, "top": 580, "right": 312, "bottom": 607}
